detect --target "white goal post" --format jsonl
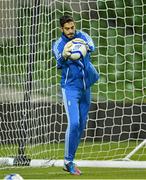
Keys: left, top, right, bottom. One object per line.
{"left": 0, "top": 0, "right": 146, "bottom": 169}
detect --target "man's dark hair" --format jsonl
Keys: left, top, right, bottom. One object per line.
{"left": 59, "top": 15, "right": 74, "bottom": 27}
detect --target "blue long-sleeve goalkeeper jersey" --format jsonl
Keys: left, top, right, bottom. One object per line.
{"left": 52, "top": 30, "right": 99, "bottom": 90}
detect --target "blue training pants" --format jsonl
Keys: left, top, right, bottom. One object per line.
{"left": 62, "top": 87, "right": 91, "bottom": 162}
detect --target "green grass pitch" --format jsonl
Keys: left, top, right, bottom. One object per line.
{"left": 1, "top": 141, "right": 146, "bottom": 179}
{"left": 0, "top": 167, "right": 146, "bottom": 179}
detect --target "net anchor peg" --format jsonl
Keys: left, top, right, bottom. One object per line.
{"left": 13, "top": 155, "right": 31, "bottom": 166}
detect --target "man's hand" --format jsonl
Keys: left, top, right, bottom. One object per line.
{"left": 72, "top": 38, "right": 89, "bottom": 50}
{"left": 62, "top": 41, "right": 72, "bottom": 60}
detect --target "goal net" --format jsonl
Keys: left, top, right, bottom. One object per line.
{"left": 0, "top": 0, "right": 146, "bottom": 168}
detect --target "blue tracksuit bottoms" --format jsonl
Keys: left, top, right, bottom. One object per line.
{"left": 62, "top": 87, "right": 91, "bottom": 162}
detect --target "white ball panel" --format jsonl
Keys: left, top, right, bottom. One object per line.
{"left": 69, "top": 42, "right": 87, "bottom": 60}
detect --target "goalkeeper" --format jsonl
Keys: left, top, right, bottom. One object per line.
{"left": 52, "top": 14, "right": 99, "bottom": 175}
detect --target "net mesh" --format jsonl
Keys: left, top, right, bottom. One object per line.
{"left": 0, "top": 0, "right": 146, "bottom": 167}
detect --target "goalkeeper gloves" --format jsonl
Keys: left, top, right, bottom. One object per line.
{"left": 62, "top": 41, "right": 72, "bottom": 60}
{"left": 72, "top": 38, "right": 89, "bottom": 51}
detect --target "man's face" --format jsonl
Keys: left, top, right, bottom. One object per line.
{"left": 61, "top": 21, "right": 76, "bottom": 39}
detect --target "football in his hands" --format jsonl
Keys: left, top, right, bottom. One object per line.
{"left": 69, "top": 39, "right": 87, "bottom": 60}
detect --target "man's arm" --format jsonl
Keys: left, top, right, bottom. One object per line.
{"left": 72, "top": 31, "right": 95, "bottom": 52}
{"left": 53, "top": 40, "right": 73, "bottom": 68}
{"left": 81, "top": 31, "right": 95, "bottom": 52}
{"left": 52, "top": 42, "right": 64, "bottom": 68}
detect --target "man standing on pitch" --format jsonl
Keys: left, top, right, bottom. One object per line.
{"left": 52, "top": 14, "right": 99, "bottom": 175}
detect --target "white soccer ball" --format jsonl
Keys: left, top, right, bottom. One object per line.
{"left": 4, "top": 174, "right": 24, "bottom": 180}
{"left": 69, "top": 41, "right": 87, "bottom": 60}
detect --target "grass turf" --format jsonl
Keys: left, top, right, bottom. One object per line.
{"left": 0, "top": 167, "right": 146, "bottom": 179}
{"left": 1, "top": 141, "right": 146, "bottom": 179}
